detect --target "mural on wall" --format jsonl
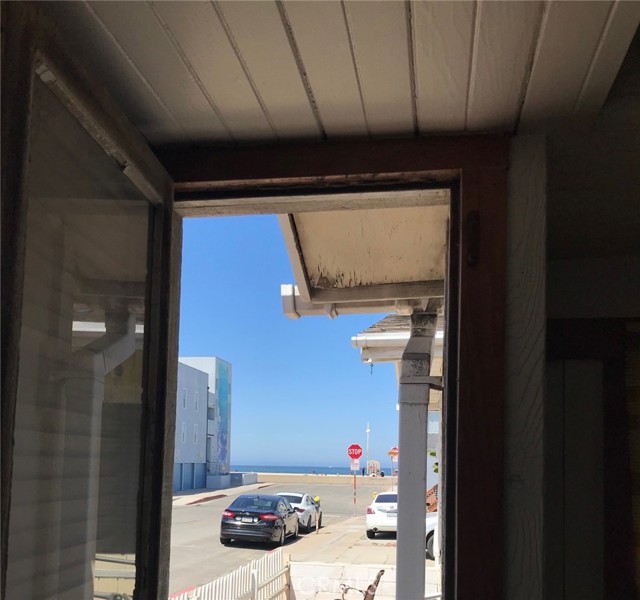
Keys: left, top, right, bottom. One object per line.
{"left": 216, "top": 360, "right": 231, "bottom": 475}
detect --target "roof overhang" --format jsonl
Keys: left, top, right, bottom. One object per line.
{"left": 278, "top": 187, "right": 449, "bottom": 316}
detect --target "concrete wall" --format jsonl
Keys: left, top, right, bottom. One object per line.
{"left": 180, "top": 356, "right": 233, "bottom": 475}
{"left": 230, "top": 472, "right": 258, "bottom": 486}
{"left": 175, "top": 362, "right": 208, "bottom": 465}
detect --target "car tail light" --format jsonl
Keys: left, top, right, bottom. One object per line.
{"left": 260, "top": 513, "right": 279, "bottom": 521}
{"left": 295, "top": 508, "right": 305, "bottom": 513}
{"left": 222, "top": 510, "right": 235, "bottom": 518}
{"left": 366, "top": 506, "right": 375, "bottom": 514}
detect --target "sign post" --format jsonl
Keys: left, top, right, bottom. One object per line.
{"left": 347, "top": 444, "right": 363, "bottom": 515}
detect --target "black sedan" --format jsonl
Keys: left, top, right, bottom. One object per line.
{"left": 220, "top": 494, "right": 299, "bottom": 546}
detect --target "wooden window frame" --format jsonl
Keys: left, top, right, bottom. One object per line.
{"left": 161, "top": 135, "right": 509, "bottom": 599}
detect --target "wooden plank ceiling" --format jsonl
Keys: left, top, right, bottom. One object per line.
{"left": 48, "top": 1, "right": 640, "bottom": 146}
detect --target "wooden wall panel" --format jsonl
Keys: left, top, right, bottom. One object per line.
{"left": 153, "top": 2, "right": 275, "bottom": 140}
{"left": 457, "top": 166, "right": 507, "bottom": 599}
{"left": 504, "top": 135, "right": 546, "bottom": 599}
{"left": 412, "top": 0, "right": 474, "bottom": 132}
{"left": 467, "top": 2, "right": 542, "bottom": 131}
{"left": 88, "top": 1, "right": 230, "bottom": 142}
{"left": 343, "top": 1, "right": 414, "bottom": 134}
{"left": 520, "top": 1, "right": 613, "bottom": 129}
{"left": 283, "top": 2, "right": 368, "bottom": 137}
{"left": 215, "top": 0, "right": 321, "bottom": 139}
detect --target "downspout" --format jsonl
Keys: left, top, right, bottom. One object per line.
{"left": 396, "top": 312, "right": 441, "bottom": 600}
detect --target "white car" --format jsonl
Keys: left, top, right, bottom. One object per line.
{"left": 275, "top": 492, "right": 322, "bottom": 532}
{"left": 365, "top": 491, "right": 438, "bottom": 560}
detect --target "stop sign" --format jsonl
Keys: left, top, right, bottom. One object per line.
{"left": 347, "top": 444, "right": 363, "bottom": 459}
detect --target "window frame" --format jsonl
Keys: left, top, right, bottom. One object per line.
{"left": 165, "top": 136, "right": 508, "bottom": 599}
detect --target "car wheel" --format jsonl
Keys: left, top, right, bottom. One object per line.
{"left": 220, "top": 537, "right": 231, "bottom": 546}
{"left": 366, "top": 530, "right": 376, "bottom": 539}
{"left": 426, "top": 533, "right": 434, "bottom": 560}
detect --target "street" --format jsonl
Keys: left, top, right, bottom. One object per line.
{"left": 169, "top": 480, "right": 391, "bottom": 595}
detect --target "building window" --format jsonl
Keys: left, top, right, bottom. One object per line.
{"left": 182, "top": 388, "right": 187, "bottom": 409}
{"left": 195, "top": 391, "right": 199, "bottom": 412}
{"left": 181, "top": 423, "right": 186, "bottom": 444}
{"left": 193, "top": 424, "right": 198, "bottom": 444}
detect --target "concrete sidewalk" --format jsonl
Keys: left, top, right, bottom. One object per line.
{"left": 172, "top": 482, "right": 275, "bottom": 506}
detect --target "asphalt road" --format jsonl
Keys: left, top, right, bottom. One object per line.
{"left": 169, "top": 481, "right": 386, "bottom": 595}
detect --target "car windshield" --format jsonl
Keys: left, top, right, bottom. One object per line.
{"left": 375, "top": 494, "right": 398, "bottom": 503}
{"left": 230, "top": 496, "right": 278, "bottom": 510}
{"left": 278, "top": 494, "right": 303, "bottom": 504}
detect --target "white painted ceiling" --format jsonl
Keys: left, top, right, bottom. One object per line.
{"left": 44, "top": 1, "right": 639, "bottom": 317}
{"left": 48, "top": 1, "right": 640, "bottom": 146}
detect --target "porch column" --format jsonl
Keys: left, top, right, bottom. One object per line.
{"left": 396, "top": 312, "right": 437, "bottom": 600}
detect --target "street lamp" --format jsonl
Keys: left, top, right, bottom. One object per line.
{"left": 365, "top": 422, "right": 370, "bottom": 474}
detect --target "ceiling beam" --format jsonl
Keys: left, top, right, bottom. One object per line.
{"left": 174, "top": 187, "right": 450, "bottom": 217}
{"left": 157, "top": 134, "right": 509, "bottom": 193}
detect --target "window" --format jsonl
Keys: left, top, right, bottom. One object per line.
{"left": 6, "top": 75, "right": 151, "bottom": 597}
{"left": 181, "top": 423, "right": 186, "bottom": 444}
{"left": 194, "top": 392, "right": 199, "bottom": 412}
{"left": 182, "top": 388, "right": 187, "bottom": 409}
{"left": 193, "top": 424, "right": 198, "bottom": 444}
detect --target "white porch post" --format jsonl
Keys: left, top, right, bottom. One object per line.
{"left": 396, "top": 312, "right": 437, "bottom": 600}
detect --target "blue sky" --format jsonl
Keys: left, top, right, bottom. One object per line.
{"left": 179, "top": 215, "right": 401, "bottom": 467}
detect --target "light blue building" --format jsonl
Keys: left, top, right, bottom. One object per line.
{"left": 173, "top": 357, "right": 232, "bottom": 492}
{"left": 178, "top": 356, "right": 233, "bottom": 490}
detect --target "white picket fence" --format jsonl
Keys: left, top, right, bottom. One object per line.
{"left": 170, "top": 548, "right": 288, "bottom": 600}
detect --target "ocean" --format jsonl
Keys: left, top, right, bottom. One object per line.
{"left": 230, "top": 465, "right": 386, "bottom": 476}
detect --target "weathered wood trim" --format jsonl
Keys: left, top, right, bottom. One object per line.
{"left": 311, "top": 280, "right": 445, "bottom": 304}
{"left": 175, "top": 186, "right": 450, "bottom": 217}
{"left": 278, "top": 215, "right": 313, "bottom": 302}
{"left": 137, "top": 202, "right": 180, "bottom": 599}
{"left": 158, "top": 135, "right": 509, "bottom": 190}
{"left": 27, "top": 4, "right": 172, "bottom": 204}
{"left": 456, "top": 167, "right": 507, "bottom": 599}
{"left": 504, "top": 135, "right": 547, "bottom": 599}
{"left": 0, "top": 6, "right": 37, "bottom": 598}
{"left": 441, "top": 182, "right": 460, "bottom": 599}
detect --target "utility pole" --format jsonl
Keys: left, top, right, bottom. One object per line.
{"left": 365, "top": 422, "right": 370, "bottom": 474}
